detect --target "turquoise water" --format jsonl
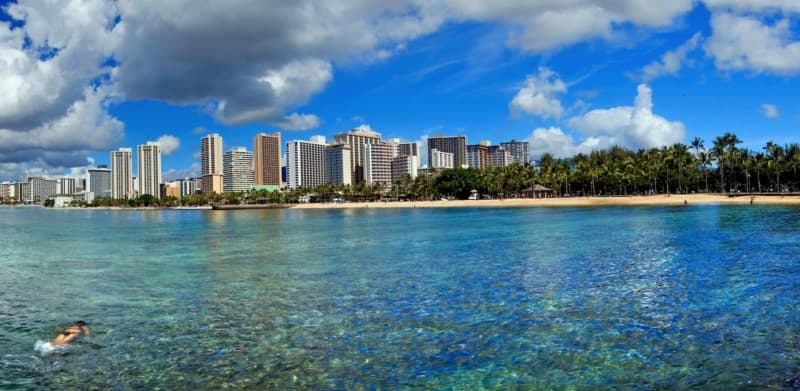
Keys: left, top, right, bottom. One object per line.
{"left": 1, "top": 205, "right": 800, "bottom": 389}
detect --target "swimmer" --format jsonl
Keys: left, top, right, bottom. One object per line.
{"left": 51, "top": 321, "right": 89, "bottom": 346}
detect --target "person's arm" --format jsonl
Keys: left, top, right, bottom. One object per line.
{"left": 80, "top": 326, "right": 90, "bottom": 336}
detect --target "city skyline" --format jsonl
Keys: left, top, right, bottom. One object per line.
{"left": 2, "top": 2, "right": 800, "bottom": 182}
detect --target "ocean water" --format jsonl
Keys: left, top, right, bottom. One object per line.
{"left": 1, "top": 205, "right": 800, "bottom": 389}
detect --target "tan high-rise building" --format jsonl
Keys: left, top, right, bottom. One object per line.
{"left": 253, "top": 132, "right": 281, "bottom": 186}
{"left": 137, "top": 142, "right": 162, "bottom": 199}
{"left": 467, "top": 143, "right": 490, "bottom": 169}
{"left": 111, "top": 147, "right": 133, "bottom": 199}
{"left": 201, "top": 133, "right": 223, "bottom": 194}
{"left": 363, "top": 142, "right": 397, "bottom": 187}
{"left": 333, "top": 128, "right": 382, "bottom": 183}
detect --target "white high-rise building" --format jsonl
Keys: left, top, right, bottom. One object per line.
{"left": 489, "top": 146, "right": 512, "bottom": 168}
{"left": 201, "top": 133, "right": 224, "bottom": 195}
{"left": 180, "top": 178, "right": 201, "bottom": 197}
{"left": 25, "top": 176, "right": 57, "bottom": 203}
{"left": 391, "top": 155, "right": 418, "bottom": 184}
{"left": 223, "top": 147, "right": 254, "bottom": 193}
{"left": 333, "top": 128, "right": 382, "bottom": 183}
{"left": 430, "top": 148, "right": 454, "bottom": 169}
{"left": 111, "top": 148, "right": 133, "bottom": 199}
{"left": 286, "top": 138, "right": 326, "bottom": 189}
{"left": 137, "top": 142, "right": 162, "bottom": 198}
{"left": 325, "top": 144, "right": 352, "bottom": 186}
{"left": 500, "top": 140, "right": 529, "bottom": 165}
{"left": 58, "top": 177, "right": 76, "bottom": 195}
{"left": 88, "top": 166, "right": 112, "bottom": 198}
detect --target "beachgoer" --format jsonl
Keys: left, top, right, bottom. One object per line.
{"left": 51, "top": 321, "right": 89, "bottom": 346}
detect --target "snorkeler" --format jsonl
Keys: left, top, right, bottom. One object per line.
{"left": 51, "top": 321, "right": 90, "bottom": 346}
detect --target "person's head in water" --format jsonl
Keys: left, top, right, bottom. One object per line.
{"left": 52, "top": 321, "right": 90, "bottom": 346}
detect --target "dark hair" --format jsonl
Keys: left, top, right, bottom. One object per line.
{"left": 75, "top": 320, "right": 86, "bottom": 327}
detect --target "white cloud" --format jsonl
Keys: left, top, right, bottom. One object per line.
{"left": 435, "top": 1, "right": 694, "bottom": 52}
{"left": 510, "top": 67, "right": 567, "bottom": 119}
{"left": 0, "top": 86, "right": 124, "bottom": 165}
{"left": 163, "top": 162, "right": 201, "bottom": 181}
{"left": 705, "top": 11, "right": 800, "bottom": 75}
{"left": 565, "top": 84, "right": 685, "bottom": 151}
{"left": 156, "top": 134, "right": 181, "bottom": 155}
{"left": 354, "top": 124, "right": 378, "bottom": 133}
{"left": 525, "top": 127, "right": 610, "bottom": 159}
{"left": 637, "top": 33, "right": 702, "bottom": 81}
{"left": 274, "top": 113, "right": 322, "bottom": 131}
{"left": 761, "top": 103, "right": 780, "bottom": 119}
{"left": 702, "top": 0, "right": 800, "bottom": 13}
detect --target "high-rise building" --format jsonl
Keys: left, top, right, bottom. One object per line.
{"left": 25, "top": 176, "right": 58, "bottom": 203}
{"left": 286, "top": 138, "right": 326, "bottom": 189}
{"left": 88, "top": 166, "right": 112, "bottom": 198}
{"left": 397, "top": 141, "right": 419, "bottom": 166}
{"left": 201, "top": 133, "right": 223, "bottom": 195}
{"left": 16, "top": 182, "right": 30, "bottom": 203}
{"left": 489, "top": 145, "right": 512, "bottom": 167}
{"left": 58, "top": 177, "right": 76, "bottom": 195}
{"left": 111, "top": 147, "right": 133, "bottom": 199}
{"left": 430, "top": 148, "right": 455, "bottom": 169}
{"left": 137, "top": 142, "right": 162, "bottom": 198}
{"left": 325, "top": 144, "right": 352, "bottom": 186}
{"left": 363, "top": 142, "right": 396, "bottom": 187}
{"left": 391, "top": 155, "right": 418, "bottom": 184}
{"left": 0, "top": 182, "right": 12, "bottom": 201}
{"left": 500, "top": 140, "right": 529, "bottom": 165}
{"left": 428, "top": 135, "right": 467, "bottom": 168}
{"left": 223, "top": 147, "right": 254, "bottom": 193}
{"left": 333, "top": 128, "right": 382, "bottom": 183}
{"left": 253, "top": 132, "right": 281, "bottom": 187}
{"left": 467, "top": 143, "right": 490, "bottom": 169}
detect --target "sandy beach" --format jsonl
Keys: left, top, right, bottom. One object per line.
{"left": 291, "top": 193, "right": 800, "bottom": 209}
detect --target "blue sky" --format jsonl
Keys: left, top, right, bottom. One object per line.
{"left": 0, "top": 1, "right": 799, "bottom": 181}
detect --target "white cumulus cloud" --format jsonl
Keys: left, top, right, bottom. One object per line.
{"left": 525, "top": 127, "right": 610, "bottom": 159}
{"left": 761, "top": 103, "right": 780, "bottom": 119}
{"left": 156, "top": 134, "right": 181, "bottom": 155}
{"left": 510, "top": 67, "right": 567, "bottom": 120}
{"left": 524, "top": 84, "right": 685, "bottom": 158}
{"left": 705, "top": 11, "right": 800, "bottom": 75}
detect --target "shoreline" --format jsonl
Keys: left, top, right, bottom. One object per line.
{"left": 290, "top": 194, "right": 800, "bottom": 209}
{"left": 8, "top": 194, "right": 800, "bottom": 211}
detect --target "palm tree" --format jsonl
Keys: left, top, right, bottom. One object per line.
{"left": 724, "top": 132, "right": 742, "bottom": 191}
{"left": 765, "top": 141, "right": 784, "bottom": 192}
{"left": 711, "top": 135, "right": 726, "bottom": 192}
{"left": 697, "top": 151, "right": 711, "bottom": 192}
{"left": 691, "top": 137, "right": 705, "bottom": 190}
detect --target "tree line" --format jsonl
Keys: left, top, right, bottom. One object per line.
{"left": 12, "top": 132, "right": 800, "bottom": 206}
